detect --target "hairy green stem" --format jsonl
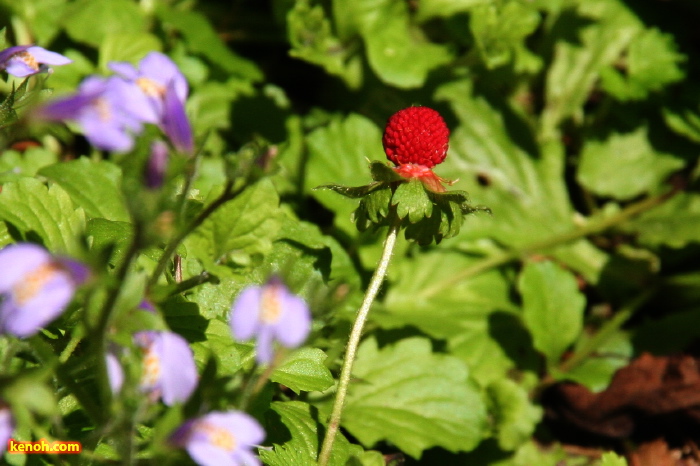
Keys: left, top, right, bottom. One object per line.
{"left": 318, "top": 215, "right": 402, "bottom": 466}
{"left": 423, "top": 189, "right": 676, "bottom": 296}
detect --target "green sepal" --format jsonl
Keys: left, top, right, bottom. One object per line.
{"left": 316, "top": 161, "right": 489, "bottom": 245}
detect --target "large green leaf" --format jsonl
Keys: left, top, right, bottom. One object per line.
{"left": 577, "top": 126, "right": 684, "bottom": 200}
{"left": 306, "top": 113, "right": 383, "bottom": 234}
{"left": 262, "top": 401, "right": 362, "bottom": 466}
{"left": 189, "top": 178, "right": 283, "bottom": 267}
{"left": 343, "top": 337, "right": 488, "bottom": 458}
{"left": 350, "top": 0, "right": 452, "bottom": 88}
{"left": 39, "top": 158, "right": 130, "bottom": 222}
{"left": 623, "top": 193, "right": 700, "bottom": 248}
{"left": 518, "top": 260, "right": 586, "bottom": 366}
{"left": 374, "top": 248, "right": 526, "bottom": 385}
{"left": 63, "top": 0, "right": 146, "bottom": 47}
{"left": 271, "top": 348, "right": 333, "bottom": 394}
{"left": 487, "top": 379, "right": 543, "bottom": 451}
{"left": 0, "top": 178, "right": 85, "bottom": 254}
{"left": 436, "top": 80, "right": 608, "bottom": 284}
{"left": 540, "top": 0, "right": 642, "bottom": 137}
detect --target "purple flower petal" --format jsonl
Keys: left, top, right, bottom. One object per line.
{"left": 106, "top": 352, "right": 124, "bottom": 395}
{"left": 0, "top": 243, "right": 85, "bottom": 338}
{"left": 230, "top": 287, "right": 262, "bottom": 341}
{"left": 0, "top": 405, "right": 15, "bottom": 454}
{"left": 172, "top": 411, "right": 264, "bottom": 466}
{"left": 161, "top": 81, "right": 194, "bottom": 154}
{"left": 273, "top": 293, "right": 311, "bottom": 348}
{"left": 138, "top": 52, "right": 188, "bottom": 102}
{"left": 26, "top": 46, "right": 72, "bottom": 65}
{"left": 108, "top": 61, "right": 139, "bottom": 81}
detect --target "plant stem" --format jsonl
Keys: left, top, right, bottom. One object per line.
{"left": 423, "top": 189, "right": 676, "bottom": 296}
{"left": 318, "top": 215, "right": 402, "bottom": 466}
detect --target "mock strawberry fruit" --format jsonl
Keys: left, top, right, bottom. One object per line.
{"left": 382, "top": 106, "right": 449, "bottom": 168}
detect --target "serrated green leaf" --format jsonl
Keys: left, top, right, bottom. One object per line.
{"left": 97, "top": 32, "right": 162, "bottom": 72}
{"left": 157, "top": 8, "right": 262, "bottom": 81}
{"left": 577, "top": 127, "right": 684, "bottom": 200}
{"left": 265, "top": 401, "right": 360, "bottom": 466}
{"left": 344, "top": 337, "right": 488, "bottom": 458}
{"left": 305, "top": 113, "right": 384, "bottom": 234}
{"left": 0, "top": 147, "right": 57, "bottom": 182}
{"left": 469, "top": 2, "right": 541, "bottom": 72}
{"left": 437, "top": 80, "right": 609, "bottom": 284}
{"left": 393, "top": 179, "right": 432, "bottom": 223}
{"left": 0, "top": 178, "right": 85, "bottom": 254}
{"left": 39, "top": 158, "right": 130, "bottom": 222}
{"left": 369, "top": 161, "right": 402, "bottom": 182}
{"left": 600, "top": 451, "right": 628, "bottom": 466}
{"left": 271, "top": 348, "right": 333, "bottom": 394}
{"left": 600, "top": 28, "right": 685, "bottom": 101}
{"left": 558, "top": 331, "right": 632, "bottom": 392}
{"left": 190, "top": 178, "right": 283, "bottom": 266}
{"left": 86, "top": 218, "right": 133, "bottom": 267}
{"left": 352, "top": 0, "right": 452, "bottom": 88}
{"left": 374, "top": 249, "right": 525, "bottom": 386}
{"left": 623, "top": 193, "right": 700, "bottom": 248}
{"left": 63, "top": 0, "right": 146, "bottom": 47}
{"left": 519, "top": 261, "right": 585, "bottom": 365}
{"left": 541, "top": 0, "right": 642, "bottom": 136}
{"left": 487, "top": 379, "right": 543, "bottom": 451}
{"left": 287, "top": 0, "right": 362, "bottom": 89}
{"left": 191, "top": 319, "right": 248, "bottom": 376}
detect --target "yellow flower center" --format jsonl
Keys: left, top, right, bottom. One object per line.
{"left": 141, "top": 350, "right": 161, "bottom": 388}
{"left": 198, "top": 422, "right": 237, "bottom": 451}
{"left": 136, "top": 77, "right": 166, "bottom": 98}
{"left": 15, "top": 51, "right": 39, "bottom": 71}
{"left": 13, "top": 262, "right": 61, "bottom": 305}
{"left": 259, "top": 285, "right": 283, "bottom": 324}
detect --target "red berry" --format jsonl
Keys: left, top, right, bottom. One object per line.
{"left": 382, "top": 106, "right": 449, "bottom": 168}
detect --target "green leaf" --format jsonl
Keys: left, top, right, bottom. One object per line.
{"left": 600, "top": 28, "right": 685, "bottom": 101}
{"left": 351, "top": 0, "right": 452, "bottom": 88}
{"left": 287, "top": 0, "right": 362, "bottom": 89}
{"left": 39, "top": 159, "right": 130, "bottom": 222}
{"left": 374, "top": 249, "right": 526, "bottom": 385}
{"left": 63, "top": 0, "right": 146, "bottom": 47}
{"left": 305, "top": 113, "right": 384, "bottom": 233}
{"left": 558, "top": 331, "right": 632, "bottom": 392}
{"left": 157, "top": 8, "right": 262, "bottom": 81}
{"left": 86, "top": 218, "right": 133, "bottom": 267}
{"left": 436, "top": 80, "right": 608, "bottom": 283}
{"left": 190, "top": 178, "right": 283, "bottom": 266}
{"left": 623, "top": 193, "right": 700, "bottom": 248}
{"left": 469, "top": 2, "right": 542, "bottom": 72}
{"left": 577, "top": 127, "right": 684, "bottom": 200}
{"left": 518, "top": 261, "right": 585, "bottom": 365}
{"left": 0, "top": 147, "right": 57, "bottom": 183}
{"left": 393, "top": 179, "right": 432, "bottom": 223}
{"left": 263, "top": 401, "right": 361, "bottom": 466}
{"left": 98, "top": 32, "right": 162, "bottom": 71}
{"left": 344, "top": 337, "right": 488, "bottom": 458}
{"left": 271, "top": 348, "right": 334, "bottom": 394}
{"left": 191, "top": 319, "right": 248, "bottom": 376}
{"left": 541, "top": 0, "right": 642, "bottom": 136}
{"left": 600, "top": 451, "right": 628, "bottom": 466}
{"left": 415, "top": 0, "right": 490, "bottom": 22}
{"left": 0, "top": 178, "right": 85, "bottom": 254}
{"left": 487, "top": 379, "right": 543, "bottom": 451}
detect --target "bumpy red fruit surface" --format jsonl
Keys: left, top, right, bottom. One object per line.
{"left": 382, "top": 106, "right": 449, "bottom": 168}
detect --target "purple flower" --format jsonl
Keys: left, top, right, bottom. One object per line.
{"left": 145, "top": 141, "right": 169, "bottom": 189}
{"left": 0, "top": 243, "right": 88, "bottom": 338}
{"left": 171, "top": 411, "right": 265, "bottom": 466}
{"left": 110, "top": 52, "right": 193, "bottom": 153}
{"left": 37, "top": 75, "right": 155, "bottom": 152}
{"left": 0, "top": 403, "right": 15, "bottom": 454}
{"left": 230, "top": 277, "right": 311, "bottom": 364}
{"left": 0, "top": 45, "right": 72, "bottom": 77}
{"left": 134, "top": 331, "right": 198, "bottom": 405}
{"left": 106, "top": 350, "right": 124, "bottom": 395}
